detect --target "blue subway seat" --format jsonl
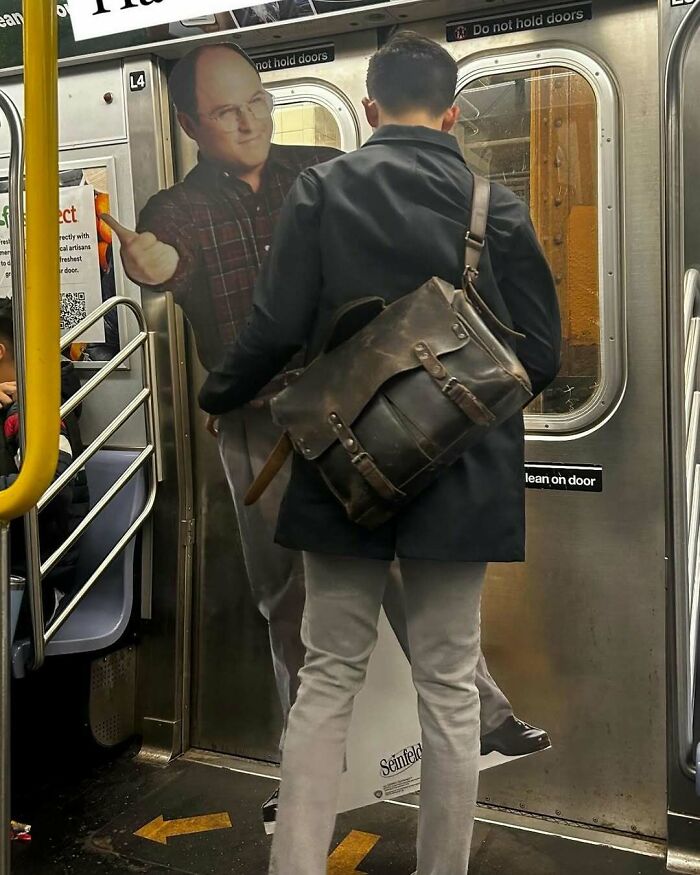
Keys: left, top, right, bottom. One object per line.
{"left": 46, "top": 448, "right": 146, "bottom": 656}
{"left": 12, "top": 448, "right": 146, "bottom": 673}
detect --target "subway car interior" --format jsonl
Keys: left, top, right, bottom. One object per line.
{"left": 1, "top": 0, "right": 699, "bottom": 872}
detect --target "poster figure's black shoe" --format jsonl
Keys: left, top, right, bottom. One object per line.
{"left": 262, "top": 787, "right": 279, "bottom": 835}
{"left": 481, "top": 716, "right": 551, "bottom": 757}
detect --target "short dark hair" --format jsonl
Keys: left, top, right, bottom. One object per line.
{"left": 168, "top": 43, "right": 259, "bottom": 117}
{"left": 0, "top": 297, "right": 13, "bottom": 358}
{"left": 366, "top": 32, "right": 458, "bottom": 116}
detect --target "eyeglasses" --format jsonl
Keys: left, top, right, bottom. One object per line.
{"left": 200, "top": 92, "right": 274, "bottom": 131}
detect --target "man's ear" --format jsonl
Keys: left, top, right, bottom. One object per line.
{"left": 441, "top": 105, "right": 460, "bottom": 133}
{"left": 178, "top": 111, "right": 199, "bottom": 141}
{"left": 362, "top": 97, "right": 380, "bottom": 129}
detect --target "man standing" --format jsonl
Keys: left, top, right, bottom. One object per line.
{"left": 198, "top": 32, "right": 561, "bottom": 873}
{"left": 104, "top": 40, "right": 551, "bottom": 818}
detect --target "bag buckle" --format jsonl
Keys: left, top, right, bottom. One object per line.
{"left": 465, "top": 231, "right": 484, "bottom": 250}
{"left": 464, "top": 231, "right": 483, "bottom": 280}
{"left": 442, "top": 376, "right": 459, "bottom": 395}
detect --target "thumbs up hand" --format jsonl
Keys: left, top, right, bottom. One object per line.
{"left": 100, "top": 214, "right": 180, "bottom": 287}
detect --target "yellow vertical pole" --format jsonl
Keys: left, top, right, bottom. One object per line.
{"left": 0, "top": 0, "right": 62, "bottom": 522}
{"left": 0, "top": 6, "right": 59, "bottom": 872}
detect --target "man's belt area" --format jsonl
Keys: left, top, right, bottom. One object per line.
{"left": 252, "top": 369, "right": 303, "bottom": 405}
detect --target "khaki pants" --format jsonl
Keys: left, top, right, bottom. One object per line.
{"left": 270, "top": 553, "right": 486, "bottom": 875}
{"left": 217, "top": 405, "right": 513, "bottom": 742}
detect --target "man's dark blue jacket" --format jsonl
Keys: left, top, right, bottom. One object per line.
{"left": 200, "top": 125, "right": 561, "bottom": 562}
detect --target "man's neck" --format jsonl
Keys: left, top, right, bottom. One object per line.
{"left": 376, "top": 113, "right": 444, "bottom": 130}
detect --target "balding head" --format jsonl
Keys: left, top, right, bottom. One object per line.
{"left": 169, "top": 43, "right": 259, "bottom": 117}
{"left": 170, "top": 43, "right": 274, "bottom": 177}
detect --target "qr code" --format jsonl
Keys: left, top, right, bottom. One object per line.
{"left": 60, "top": 291, "right": 88, "bottom": 331}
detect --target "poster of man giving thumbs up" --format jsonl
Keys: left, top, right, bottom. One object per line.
{"left": 104, "top": 39, "right": 551, "bottom": 830}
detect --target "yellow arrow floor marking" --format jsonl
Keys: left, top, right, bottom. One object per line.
{"left": 327, "top": 830, "right": 381, "bottom": 874}
{"left": 134, "top": 812, "right": 232, "bottom": 845}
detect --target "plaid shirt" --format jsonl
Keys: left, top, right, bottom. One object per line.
{"left": 138, "top": 143, "right": 341, "bottom": 373}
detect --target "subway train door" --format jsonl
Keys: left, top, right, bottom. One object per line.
{"left": 182, "top": 33, "right": 370, "bottom": 761}
{"left": 412, "top": 0, "right": 667, "bottom": 846}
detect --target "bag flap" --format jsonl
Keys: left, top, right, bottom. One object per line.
{"left": 271, "top": 278, "right": 469, "bottom": 459}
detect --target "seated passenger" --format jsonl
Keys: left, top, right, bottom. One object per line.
{"left": 0, "top": 298, "right": 89, "bottom": 626}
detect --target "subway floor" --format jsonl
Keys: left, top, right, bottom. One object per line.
{"left": 8, "top": 655, "right": 667, "bottom": 875}
{"left": 10, "top": 745, "right": 668, "bottom": 875}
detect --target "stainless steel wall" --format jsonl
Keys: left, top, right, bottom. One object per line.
{"left": 127, "top": 0, "right": 671, "bottom": 845}
{"left": 122, "top": 58, "right": 194, "bottom": 762}
{"left": 415, "top": 0, "right": 666, "bottom": 839}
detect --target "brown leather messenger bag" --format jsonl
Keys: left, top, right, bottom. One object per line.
{"left": 245, "top": 175, "right": 533, "bottom": 529}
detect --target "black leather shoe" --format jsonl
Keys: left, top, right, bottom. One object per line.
{"left": 481, "top": 716, "right": 551, "bottom": 757}
{"left": 262, "top": 787, "right": 279, "bottom": 835}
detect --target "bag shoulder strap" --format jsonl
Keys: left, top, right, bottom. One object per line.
{"left": 461, "top": 174, "right": 526, "bottom": 342}
{"left": 464, "top": 174, "right": 490, "bottom": 281}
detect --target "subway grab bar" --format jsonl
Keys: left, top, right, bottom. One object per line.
{"left": 663, "top": 0, "right": 700, "bottom": 782}
{"left": 40, "top": 447, "right": 153, "bottom": 580}
{"left": 0, "top": 93, "right": 45, "bottom": 678}
{"left": 45, "top": 457, "right": 157, "bottom": 644}
{"left": 0, "top": 12, "right": 60, "bottom": 522}
{"left": 0, "top": 4, "right": 60, "bottom": 875}
{"left": 39, "top": 388, "right": 150, "bottom": 511}
{"left": 24, "top": 296, "right": 159, "bottom": 670}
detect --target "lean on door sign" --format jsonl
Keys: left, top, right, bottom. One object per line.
{"left": 525, "top": 463, "right": 603, "bottom": 493}
{"left": 68, "top": 0, "right": 251, "bottom": 40}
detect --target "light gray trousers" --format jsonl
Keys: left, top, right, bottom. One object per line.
{"left": 269, "top": 553, "right": 486, "bottom": 875}
{"left": 217, "top": 406, "right": 512, "bottom": 744}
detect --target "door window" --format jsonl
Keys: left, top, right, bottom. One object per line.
{"left": 272, "top": 100, "right": 342, "bottom": 149}
{"left": 455, "top": 52, "right": 621, "bottom": 432}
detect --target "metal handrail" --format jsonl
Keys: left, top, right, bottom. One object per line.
{"left": 689, "top": 471, "right": 700, "bottom": 602}
{"left": 61, "top": 294, "right": 139, "bottom": 347}
{"left": 45, "top": 457, "right": 157, "bottom": 644}
{"left": 688, "top": 393, "right": 700, "bottom": 513}
{"left": 0, "top": 523, "right": 9, "bottom": 875}
{"left": 685, "top": 319, "right": 699, "bottom": 425}
{"left": 25, "top": 296, "right": 158, "bottom": 670}
{"left": 41, "top": 447, "right": 153, "bottom": 579}
{"left": 39, "top": 388, "right": 149, "bottom": 511}
{"left": 685, "top": 277, "right": 700, "bottom": 658}
{"left": 0, "top": 6, "right": 60, "bottom": 873}
{"left": 0, "top": 92, "right": 45, "bottom": 677}
{"left": 685, "top": 269, "right": 700, "bottom": 341}
{"left": 663, "top": 1, "right": 700, "bottom": 781}
{"left": 61, "top": 332, "right": 147, "bottom": 420}
{"left": 0, "top": 89, "right": 45, "bottom": 679}
{"left": 0, "top": 11, "right": 61, "bottom": 522}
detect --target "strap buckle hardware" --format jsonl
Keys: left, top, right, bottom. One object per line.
{"left": 442, "top": 377, "right": 459, "bottom": 395}
{"left": 465, "top": 230, "right": 485, "bottom": 250}
{"left": 464, "top": 231, "right": 484, "bottom": 280}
